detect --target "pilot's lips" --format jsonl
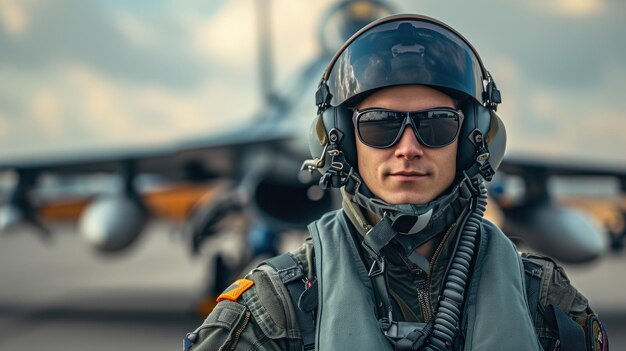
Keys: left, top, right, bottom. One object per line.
{"left": 388, "top": 171, "right": 428, "bottom": 181}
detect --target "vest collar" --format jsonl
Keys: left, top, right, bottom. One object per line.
{"left": 341, "top": 176, "right": 473, "bottom": 258}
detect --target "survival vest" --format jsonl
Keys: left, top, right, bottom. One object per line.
{"left": 260, "top": 209, "right": 588, "bottom": 351}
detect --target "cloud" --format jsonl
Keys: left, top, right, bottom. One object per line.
{"left": 580, "top": 109, "right": 623, "bottom": 140}
{"left": 528, "top": 0, "right": 606, "bottom": 17}
{"left": 0, "top": 110, "right": 9, "bottom": 137}
{"left": 0, "top": 0, "right": 209, "bottom": 89}
{"left": 63, "top": 63, "right": 200, "bottom": 144}
{"left": 425, "top": 1, "right": 625, "bottom": 90}
{"left": 30, "top": 90, "right": 64, "bottom": 138}
{"left": 110, "top": 10, "right": 157, "bottom": 48}
{"left": 507, "top": 62, "right": 626, "bottom": 163}
{"left": 184, "top": 0, "right": 256, "bottom": 69}
{"left": 484, "top": 53, "right": 626, "bottom": 165}
{"left": 182, "top": 0, "right": 333, "bottom": 79}
{"left": 1, "top": 60, "right": 265, "bottom": 157}
{"left": 0, "top": 0, "right": 30, "bottom": 37}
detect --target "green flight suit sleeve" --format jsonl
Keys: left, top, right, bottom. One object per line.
{"left": 185, "top": 240, "right": 315, "bottom": 351}
{"left": 187, "top": 299, "right": 288, "bottom": 351}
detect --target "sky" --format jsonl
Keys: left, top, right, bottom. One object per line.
{"left": 0, "top": 0, "right": 625, "bottom": 167}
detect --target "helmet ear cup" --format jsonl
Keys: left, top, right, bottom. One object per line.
{"left": 484, "top": 111, "right": 506, "bottom": 172}
{"left": 307, "top": 115, "right": 329, "bottom": 173}
{"left": 457, "top": 101, "right": 507, "bottom": 176}
{"left": 320, "top": 106, "right": 357, "bottom": 167}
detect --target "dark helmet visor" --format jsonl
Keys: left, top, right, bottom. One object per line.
{"left": 325, "top": 17, "right": 486, "bottom": 107}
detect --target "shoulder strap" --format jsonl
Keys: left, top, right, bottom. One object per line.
{"left": 521, "top": 256, "right": 543, "bottom": 323}
{"left": 264, "top": 252, "right": 316, "bottom": 351}
{"left": 522, "top": 255, "right": 587, "bottom": 351}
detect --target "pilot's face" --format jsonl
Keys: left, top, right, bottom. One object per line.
{"left": 355, "top": 85, "right": 458, "bottom": 205}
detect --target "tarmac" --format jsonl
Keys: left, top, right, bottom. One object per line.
{"left": 0, "top": 221, "right": 623, "bottom": 350}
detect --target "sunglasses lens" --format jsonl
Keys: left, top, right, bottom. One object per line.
{"left": 357, "top": 109, "right": 462, "bottom": 148}
{"left": 358, "top": 110, "right": 405, "bottom": 147}
{"left": 415, "top": 111, "right": 461, "bottom": 147}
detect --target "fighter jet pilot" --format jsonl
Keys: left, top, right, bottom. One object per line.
{"left": 184, "top": 14, "right": 608, "bottom": 351}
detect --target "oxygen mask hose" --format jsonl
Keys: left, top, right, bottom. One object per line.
{"left": 424, "top": 180, "right": 488, "bottom": 351}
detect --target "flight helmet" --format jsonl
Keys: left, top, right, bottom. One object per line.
{"left": 305, "top": 14, "right": 506, "bottom": 190}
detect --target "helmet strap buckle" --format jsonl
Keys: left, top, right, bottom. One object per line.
{"left": 318, "top": 128, "right": 355, "bottom": 189}
{"left": 343, "top": 168, "right": 362, "bottom": 194}
{"left": 468, "top": 130, "right": 495, "bottom": 181}
{"left": 478, "top": 161, "right": 495, "bottom": 181}
{"left": 319, "top": 148, "right": 351, "bottom": 189}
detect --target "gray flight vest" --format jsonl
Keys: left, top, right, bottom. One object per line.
{"left": 308, "top": 209, "right": 541, "bottom": 351}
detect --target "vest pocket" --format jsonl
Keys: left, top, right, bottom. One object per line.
{"left": 243, "top": 267, "right": 300, "bottom": 340}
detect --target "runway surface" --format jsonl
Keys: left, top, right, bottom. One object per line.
{"left": 0, "top": 222, "right": 624, "bottom": 350}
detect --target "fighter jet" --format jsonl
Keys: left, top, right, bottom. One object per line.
{"left": 0, "top": 0, "right": 624, "bottom": 308}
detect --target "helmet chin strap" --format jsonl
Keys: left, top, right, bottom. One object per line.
{"left": 348, "top": 173, "right": 475, "bottom": 258}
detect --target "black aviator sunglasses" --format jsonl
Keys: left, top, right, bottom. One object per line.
{"left": 352, "top": 107, "right": 465, "bottom": 149}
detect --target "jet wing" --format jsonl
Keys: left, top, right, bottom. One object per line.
{"left": 500, "top": 154, "right": 626, "bottom": 179}
{"left": 0, "top": 118, "right": 297, "bottom": 180}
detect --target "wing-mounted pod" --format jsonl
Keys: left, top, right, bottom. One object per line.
{"left": 491, "top": 168, "right": 607, "bottom": 263}
{"left": 78, "top": 160, "right": 148, "bottom": 253}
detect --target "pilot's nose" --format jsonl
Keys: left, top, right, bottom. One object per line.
{"left": 394, "top": 127, "right": 425, "bottom": 159}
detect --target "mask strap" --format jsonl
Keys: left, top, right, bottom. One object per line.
{"left": 352, "top": 177, "right": 472, "bottom": 234}
{"left": 360, "top": 215, "right": 398, "bottom": 335}
{"left": 362, "top": 214, "right": 397, "bottom": 259}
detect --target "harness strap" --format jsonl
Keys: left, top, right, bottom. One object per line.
{"left": 540, "top": 304, "right": 586, "bottom": 351}
{"left": 264, "top": 253, "right": 316, "bottom": 351}
{"left": 522, "top": 258, "right": 542, "bottom": 323}
{"left": 360, "top": 217, "right": 434, "bottom": 350}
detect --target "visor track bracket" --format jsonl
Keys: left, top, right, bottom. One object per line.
{"left": 315, "top": 82, "right": 332, "bottom": 112}
{"left": 484, "top": 77, "right": 501, "bottom": 111}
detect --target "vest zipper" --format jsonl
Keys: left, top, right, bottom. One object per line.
{"left": 416, "top": 278, "right": 431, "bottom": 321}
{"left": 424, "top": 223, "right": 457, "bottom": 319}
